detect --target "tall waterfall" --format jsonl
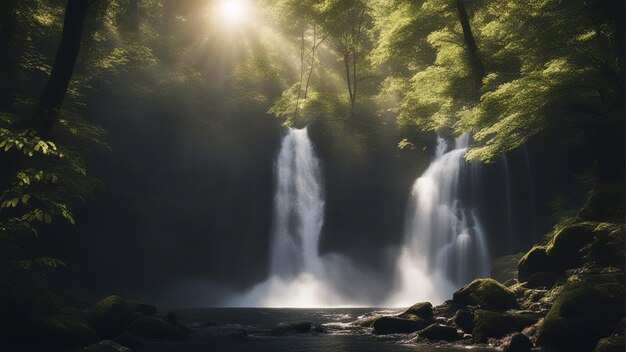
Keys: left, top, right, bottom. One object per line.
{"left": 230, "top": 127, "right": 346, "bottom": 307}
{"left": 270, "top": 127, "right": 325, "bottom": 279}
{"left": 390, "top": 134, "right": 490, "bottom": 306}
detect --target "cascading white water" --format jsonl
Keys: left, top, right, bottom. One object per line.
{"left": 270, "top": 127, "right": 325, "bottom": 279}
{"left": 230, "top": 127, "right": 348, "bottom": 307}
{"left": 390, "top": 134, "right": 490, "bottom": 306}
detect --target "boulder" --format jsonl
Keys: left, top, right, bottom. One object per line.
{"left": 518, "top": 246, "right": 553, "bottom": 281}
{"left": 578, "top": 182, "right": 625, "bottom": 222}
{"left": 452, "top": 278, "right": 518, "bottom": 310}
{"left": 126, "top": 316, "right": 189, "bottom": 340}
{"left": 32, "top": 314, "right": 98, "bottom": 349}
{"left": 402, "top": 302, "right": 434, "bottom": 319}
{"left": 82, "top": 340, "right": 132, "bottom": 352}
{"left": 89, "top": 295, "right": 133, "bottom": 338}
{"left": 417, "top": 323, "right": 460, "bottom": 341}
{"left": 503, "top": 332, "right": 533, "bottom": 352}
{"left": 594, "top": 335, "right": 626, "bottom": 352}
{"left": 491, "top": 253, "right": 524, "bottom": 284}
{"left": 351, "top": 316, "right": 378, "bottom": 327}
{"left": 372, "top": 317, "right": 432, "bottom": 335}
{"left": 453, "top": 308, "right": 474, "bottom": 333}
{"left": 472, "top": 310, "right": 539, "bottom": 342}
{"left": 127, "top": 301, "right": 157, "bottom": 315}
{"left": 546, "top": 224, "right": 598, "bottom": 270}
{"left": 537, "top": 282, "right": 625, "bottom": 351}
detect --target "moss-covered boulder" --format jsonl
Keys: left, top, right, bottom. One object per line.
{"left": 491, "top": 253, "right": 524, "bottom": 284}
{"left": 351, "top": 315, "right": 378, "bottom": 327}
{"left": 454, "top": 308, "right": 474, "bottom": 333}
{"left": 126, "top": 316, "right": 189, "bottom": 340}
{"left": 537, "top": 282, "right": 625, "bottom": 351}
{"left": 372, "top": 316, "right": 432, "bottom": 335}
{"left": 32, "top": 314, "right": 98, "bottom": 349}
{"left": 546, "top": 224, "right": 598, "bottom": 269}
{"left": 578, "top": 182, "right": 625, "bottom": 223}
{"left": 452, "top": 278, "right": 518, "bottom": 310}
{"left": 594, "top": 335, "right": 626, "bottom": 352}
{"left": 472, "top": 310, "right": 539, "bottom": 342}
{"left": 401, "top": 302, "right": 434, "bottom": 319}
{"left": 128, "top": 300, "right": 157, "bottom": 315}
{"left": 88, "top": 295, "right": 133, "bottom": 338}
{"left": 518, "top": 246, "right": 553, "bottom": 281}
{"left": 417, "top": 323, "right": 460, "bottom": 341}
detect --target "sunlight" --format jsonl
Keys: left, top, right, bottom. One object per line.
{"left": 215, "top": 0, "right": 249, "bottom": 25}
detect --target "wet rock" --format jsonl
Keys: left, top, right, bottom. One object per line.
{"left": 525, "top": 271, "right": 561, "bottom": 288}
{"left": 402, "top": 302, "right": 434, "bottom": 319}
{"left": 537, "top": 281, "right": 625, "bottom": 351}
{"left": 472, "top": 310, "right": 539, "bottom": 342}
{"left": 351, "top": 316, "right": 378, "bottom": 327}
{"left": 372, "top": 316, "right": 432, "bottom": 335}
{"left": 417, "top": 323, "right": 460, "bottom": 341}
{"left": 88, "top": 295, "right": 133, "bottom": 338}
{"left": 547, "top": 224, "right": 599, "bottom": 270}
{"left": 452, "top": 278, "right": 518, "bottom": 310}
{"left": 126, "top": 316, "right": 190, "bottom": 340}
{"left": 312, "top": 324, "right": 325, "bottom": 333}
{"left": 518, "top": 246, "right": 553, "bottom": 281}
{"left": 502, "top": 332, "right": 533, "bottom": 352}
{"left": 453, "top": 308, "right": 474, "bottom": 333}
{"left": 82, "top": 340, "right": 132, "bottom": 352}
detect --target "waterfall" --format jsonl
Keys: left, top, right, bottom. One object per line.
{"left": 390, "top": 134, "right": 490, "bottom": 306}
{"left": 501, "top": 155, "right": 515, "bottom": 251}
{"left": 230, "top": 127, "right": 347, "bottom": 307}
{"left": 270, "top": 127, "right": 325, "bottom": 279}
{"left": 522, "top": 144, "right": 538, "bottom": 241}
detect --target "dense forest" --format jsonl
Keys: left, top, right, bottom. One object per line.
{"left": 0, "top": 0, "right": 624, "bottom": 352}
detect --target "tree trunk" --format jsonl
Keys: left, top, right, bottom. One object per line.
{"left": 456, "top": 0, "right": 484, "bottom": 86}
{"left": 31, "top": 0, "right": 90, "bottom": 137}
{"left": 0, "top": 0, "right": 19, "bottom": 111}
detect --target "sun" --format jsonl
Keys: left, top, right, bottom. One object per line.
{"left": 216, "top": 0, "right": 248, "bottom": 24}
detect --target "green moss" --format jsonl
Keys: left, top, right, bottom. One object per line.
{"left": 490, "top": 253, "right": 524, "bottom": 284}
{"left": 546, "top": 223, "right": 599, "bottom": 269}
{"left": 402, "top": 302, "right": 434, "bottom": 319}
{"left": 472, "top": 310, "right": 539, "bottom": 342}
{"left": 518, "top": 246, "right": 554, "bottom": 281}
{"left": 88, "top": 295, "right": 133, "bottom": 338}
{"left": 452, "top": 278, "right": 518, "bottom": 309}
{"left": 537, "top": 280, "right": 625, "bottom": 351}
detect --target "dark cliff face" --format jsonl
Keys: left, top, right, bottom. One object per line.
{"left": 42, "top": 90, "right": 602, "bottom": 305}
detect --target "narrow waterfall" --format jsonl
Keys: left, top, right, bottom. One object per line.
{"left": 270, "top": 127, "right": 325, "bottom": 279}
{"left": 390, "top": 134, "right": 490, "bottom": 306}
{"left": 522, "top": 144, "right": 538, "bottom": 241}
{"left": 231, "top": 127, "right": 344, "bottom": 307}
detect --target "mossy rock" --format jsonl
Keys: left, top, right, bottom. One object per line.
{"left": 32, "top": 314, "right": 98, "bottom": 349}
{"left": 537, "top": 282, "right": 625, "bottom": 351}
{"left": 546, "top": 224, "right": 599, "bottom": 270}
{"left": 88, "top": 295, "right": 133, "bottom": 338}
{"left": 452, "top": 278, "right": 518, "bottom": 310}
{"left": 126, "top": 316, "right": 189, "bottom": 340}
{"left": 351, "top": 315, "right": 378, "bottom": 327}
{"left": 418, "top": 323, "right": 460, "bottom": 341}
{"left": 518, "top": 246, "right": 554, "bottom": 281}
{"left": 594, "top": 335, "right": 625, "bottom": 352}
{"left": 472, "top": 310, "right": 539, "bottom": 342}
{"left": 491, "top": 253, "right": 524, "bottom": 284}
{"left": 372, "top": 316, "right": 433, "bottom": 335}
{"left": 128, "top": 300, "right": 157, "bottom": 315}
{"left": 402, "top": 302, "right": 434, "bottom": 319}
{"left": 503, "top": 332, "right": 533, "bottom": 352}
{"left": 578, "top": 182, "right": 625, "bottom": 223}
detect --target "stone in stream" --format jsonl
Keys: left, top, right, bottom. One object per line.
{"left": 452, "top": 278, "right": 518, "bottom": 310}
{"left": 417, "top": 323, "right": 460, "bottom": 341}
{"left": 453, "top": 308, "right": 474, "bottom": 333}
{"left": 401, "top": 302, "right": 434, "bottom": 319}
{"left": 472, "top": 310, "right": 540, "bottom": 342}
{"left": 372, "top": 316, "right": 433, "bottom": 335}
{"left": 88, "top": 295, "right": 133, "bottom": 338}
